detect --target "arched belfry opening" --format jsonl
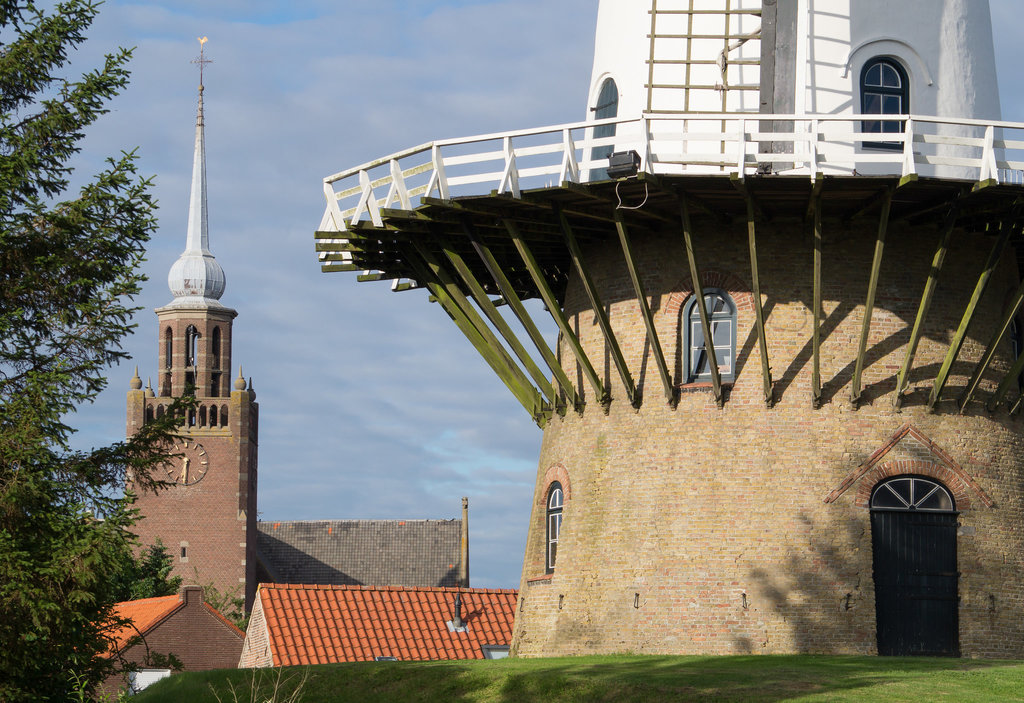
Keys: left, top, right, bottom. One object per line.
{"left": 870, "top": 476, "right": 959, "bottom": 657}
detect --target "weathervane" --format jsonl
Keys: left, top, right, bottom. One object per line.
{"left": 191, "top": 36, "right": 211, "bottom": 88}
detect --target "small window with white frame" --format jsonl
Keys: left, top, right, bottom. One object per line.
{"left": 682, "top": 289, "right": 736, "bottom": 384}
{"left": 546, "top": 481, "right": 563, "bottom": 574}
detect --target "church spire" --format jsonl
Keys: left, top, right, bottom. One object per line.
{"left": 167, "top": 37, "right": 226, "bottom": 308}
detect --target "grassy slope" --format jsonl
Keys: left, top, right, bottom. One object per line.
{"left": 133, "top": 655, "right": 1024, "bottom": 703}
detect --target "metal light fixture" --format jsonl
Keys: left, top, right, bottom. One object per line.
{"left": 607, "top": 150, "right": 641, "bottom": 179}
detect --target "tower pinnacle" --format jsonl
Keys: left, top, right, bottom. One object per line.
{"left": 167, "top": 36, "right": 226, "bottom": 308}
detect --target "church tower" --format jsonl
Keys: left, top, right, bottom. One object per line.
{"left": 317, "top": 1, "right": 1024, "bottom": 657}
{"left": 128, "top": 43, "right": 258, "bottom": 611}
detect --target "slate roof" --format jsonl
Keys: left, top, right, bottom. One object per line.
{"left": 256, "top": 519, "right": 463, "bottom": 587}
{"left": 251, "top": 583, "right": 517, "bottom": 665}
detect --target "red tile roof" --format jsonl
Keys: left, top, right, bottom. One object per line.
{"left": 106, "top": 590, "right": 244, "bottom": 656}
{"left": 255, "top": 584, "right": 517, "bottom": 665}
{"left": 107, "top": 595, "right": 183, "bottom": 654}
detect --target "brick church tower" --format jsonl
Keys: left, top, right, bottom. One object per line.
{"left": 128, "top": 53, "right": 258, "bottom": 611}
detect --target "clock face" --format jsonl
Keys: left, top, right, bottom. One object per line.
{"left": 166, "top": 440, "right": 209, "bottom": 486}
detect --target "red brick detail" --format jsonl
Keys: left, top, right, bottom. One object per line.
{"left": 242, "top": 584, "right": 518, "bottom": 666}
{"left": 663, "top": 269, "right": 755, "bottom": 317}
{"left": 851, "top": 460, "right": 976, "bottom": 510}
{"left": 541, "top": 463, "right": 572, "bottom": 500}
{"left": 824, "top": 422, "right": 994, "bottom": 508}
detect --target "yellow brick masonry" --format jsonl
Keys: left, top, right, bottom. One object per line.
{"left": 511, "top": 214, "right": 1024, "bottom": 658}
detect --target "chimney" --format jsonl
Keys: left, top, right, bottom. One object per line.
{"left": 459, "top": 496, "right": 469, "bottom": 587}
{"left": 452, "top": 591, "right": 463, "bottom": 629}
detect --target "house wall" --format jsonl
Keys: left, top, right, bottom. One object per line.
{"left": 103, "top": 587, "right": 244, "bottom": 695}
{"left": 238, "top": 590, "right": 273, "bottom": 668}
{"left": 511, "top": 210, "right": 1024, "bottom": 657}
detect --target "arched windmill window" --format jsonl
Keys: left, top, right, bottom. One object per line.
{"left": 546, "top": 481, "right": 564, "bottom": 574}
{"left": 861, "top": 57, "right": 909, "bottom": 149}
{"left": 870, "top": 476, "right": 955, "bottom": 512}
{"left": 682, "top": 289, "right": 736, "bottom": 383}
{"left": 589, "top": 78, "right": 618, "bottom": 181}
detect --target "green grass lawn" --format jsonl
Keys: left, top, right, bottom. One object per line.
{"left": 132, "top": 654, "right": 1024, "bottom": 702}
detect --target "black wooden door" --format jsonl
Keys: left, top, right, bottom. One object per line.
{"left": 871, "top": 510, "right": 959, "bottom": 656}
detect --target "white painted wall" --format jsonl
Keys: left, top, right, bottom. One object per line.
{"left": 585, "top": 0, "right": 1001, "bottom": 178}
{"left": 589, "top": 0, "right": 999, "bottom": 120}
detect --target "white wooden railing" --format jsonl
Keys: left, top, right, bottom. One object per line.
{"left": 319, "top": 113, "right": 1024, "bottom": 236}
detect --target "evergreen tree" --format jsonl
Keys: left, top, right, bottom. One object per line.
{"left": 109, "top": 540, "right": 183, "bottom": 602}
{"left": 0, "top": 1, "right": 184, "bottom": 699}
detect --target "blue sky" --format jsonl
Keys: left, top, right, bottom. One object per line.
{"left": 71, "top": 1, "right": 1024, "bottom": 588}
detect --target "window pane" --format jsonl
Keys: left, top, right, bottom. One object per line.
{"left": 872, "top": 486, "right": 906, "bottom": 509}
{"left": 917, "top": 488, "right": 954, "bottom": 512}
{"left": 865, "top": 63, "right": 882, "bottom": 86}
{"left": 712, "top": 320, "right": 731, "bottom": 346}
{"left": 882, "top": 95, "right": 901, "bottom": 115}
{"left": 888, "top": 478, "right": 913, "bottom": 505}
{"left": 715, "top": 350, "right": 732, "bottom": 375}
{"left": 548, "top": 487, "right": 563, "bottom": 509}
{"left": 864, "top": 93, "right": 882, "bottom": 114}
{"left": 691, "top": 348, "right": 708, "bottom": 375}
{"left": 690, "top": 320, "right": 705, "bottom": 347}
{"left": 881, "top": 63, "right": 901, "bottom": 88}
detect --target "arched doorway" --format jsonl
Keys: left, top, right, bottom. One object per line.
{"left": 870, "top": 476, "right": 959, "bottom": 656}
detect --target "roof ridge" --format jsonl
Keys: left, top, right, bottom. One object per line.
{"left": 259, "top": 518, "right": 459, "bottom": 525}
{"left": 257, "top": 582, "right": 517, "bottom": 594}
{"left": 113, "top": 593, "right": 181, "bottom": 607}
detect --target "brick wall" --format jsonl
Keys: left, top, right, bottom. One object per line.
{"left": 511, "top": 213, "right": 1024, "bottom": 658}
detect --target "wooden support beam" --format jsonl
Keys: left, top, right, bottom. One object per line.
{"left": 805, "top": 175, "right": 824, "bottom": 223}
{"left": 320, "top": 263, "right": 360, "bottom": 273}
{"left": 614, "top": 211, "right": 675, "bottom": 403}
{"left": 731, "top": 174, "right": 770, "bottom": 222}
{"left": 677, "top": 193, "right": 723, "bottom": 404}
{"left": 842, "top": 183, "right": 899, "bottom": 224}
{"left": 740, "top": 187, "right": 774, "bottom": 406}
{"left": 1011, "top": 394, "right": 1024, "bottom": 416}
{"left": 503, "top": 218, "right": 608, "bottom": 405}
{"left": 556, "top": 206, "right": 639, "bottom": 407}
{"left": 431, "top": 231, "right": 559, "bottom": 408}
{"left": 986, "top": 343, "right": 1024, "bottom": 412}
{"left": 465, "top": 224, "right": 581, "bottom": 409}
{"left": 408, "top": 244, "right": 547, "bottom": 419}
{"left": 929, "top": 217, "right": 1016, "bottom": 410}
{"left": 893, "top": 204, "right": 959, "bottom": 408}
{"left": 851, "top": 187, "right": 894, "bottom": 407}
{"left": 811, "top": 189, "right": 823, "bottom": 406}
{"left": 402, "top": 250, "right": 548, "bottom": 425}
{"left": 959, "top": 271, "right": 1024, "bottom": 412}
